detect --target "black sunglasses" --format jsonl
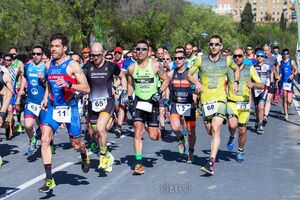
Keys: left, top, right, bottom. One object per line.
{"left": 233, "top": 54, "right": 243, "bottom": 59}
{"left": 32, "top": 52, "right": 42, "bottom": 56}
{"left": 174, "top": 57, "right": 184, "bottom": 60}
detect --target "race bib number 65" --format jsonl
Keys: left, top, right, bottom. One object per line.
{"left": 53, "top": 106, "right": 71, "bottom": 123}
{"left": 92, "top": 99, "right": 107, "bottom": 112}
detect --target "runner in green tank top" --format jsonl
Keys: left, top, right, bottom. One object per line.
{"left": 127, "top": 40, "right": 170, "bottom": 175}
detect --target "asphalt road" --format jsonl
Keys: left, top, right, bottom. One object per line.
{"left": 1, "top": 96, "right": 300, "bottom": 200}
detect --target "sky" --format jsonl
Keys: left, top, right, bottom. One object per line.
{"left": 188, "top": 0, "right": 217, "bottom": 6}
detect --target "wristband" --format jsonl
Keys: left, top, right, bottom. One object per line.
{"left": 158, "top": 89, "right": 163, "bottom": 94}
{"left": 68, "top": 82, "right": 72, "bottom": 89}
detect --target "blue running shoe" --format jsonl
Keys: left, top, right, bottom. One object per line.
{"left": 236, "top": 151, "right": 244, "bottom": 162}
{"left": 227, "top": 136, "right": 235, "bottom": 151}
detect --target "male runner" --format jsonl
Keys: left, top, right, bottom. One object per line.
{"left": 190, "top": 35, "right": 240, "bottom": 175}
{"left": 19, "top": 46, "right": 46, "bottom": 155}
{"left": 38, "top": 33, "right": 90, "bottom": 193}
{"left": 85, "top": 42, "right": 127, "bottom": 172}
{"left": 127, "top": 40, "right": 170, "bottom": 175}
{"left": 278, "top": 49, "right": 298, "bottom": 120}
{"left": 226, "top": 48, "right": 263, "bottom": 161}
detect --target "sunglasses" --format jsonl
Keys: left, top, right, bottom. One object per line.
{"left": 4, "top": 59, "right": 12, "bottom": 61}
{"left": 32, "top": 52, "right": 42, "bottom": 56}
{"left": 282, "top": 52, "right": 289, "bottom": 55}
{"left": 209, "top": 42, "right": 221, "bottom": 47}
{"left": 233, "top": 54, "right": 243, "bottom": 59}
{"left": 174, "top": 57, "right": 184, "bottom": 61}
{"left": 162, "top": 58, "right": 170, "bottom": 61}
{"left": 247, "top": 48, "right": 253, "bottom": 51}
{"left": 256, "top": 55, "right": 264, "bottom": 58}
{"left": 91, "top": 53, "right": 103, "bottom": 57}
{"left": 136, "top": 47, "right": 148, "bottom": 52}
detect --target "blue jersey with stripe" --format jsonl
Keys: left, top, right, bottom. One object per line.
{"left": 122, "top": 58, "right": 135, "bottom": 72}
{"left": 280, "top": 59, "right": 293, "bottom": 83}
{"left": 47, "top": 58, "right": 77, "bottom": 106}
{"left": 24, "top": 62, "right": 46, "bottom": 104}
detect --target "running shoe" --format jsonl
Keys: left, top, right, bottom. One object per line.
{"left": 227, "top": 136, "right": 235, "bottom": 151}
{"left": 114, "top": 125, "right": 122, "bottom": 138}
{"left": 273, "top": 95, "right": 279, "bottom": 103}
{"left": 255, "top": 122, "right": 258, "bottom": 130}
{"left": 38, "top": 178, "right": 56, "bottom": 193}
{"left": 161, "top": 129, "right": 167, "bottom": 138}
{"left": 284, "top": 114, "right": 289, "bottom": 121}
{"left": 0, "top": 156, "right": 3, "bottom": 167}
{"left": 262, "top": 117, "right": 268, "bottom": 126}
{"left": 88, "top": 141, "right": 98, "bottom": 152}
{"left": 16, "top": 122, "right": 23, "bottom": 133}
{"left": 236, "top": 151, "right": 244, "bottom": 162}
{"left": 81, "top": 153, "right": 91, "bottom": 173}
{"left": 132, "top": 163, "right": 145, "bottom": 175}
{"left": 98, "top": 153, "right": 114, "bottom": 173}
{"left": 178, "top": 140, "right": 186, "bottom": 154}
{"left": 27, "top": 137, "right": 37, "bottom": 156}
{"left": 257, "top": 125, "right": 264, "bottom": 135}
{"left": 200, "top": 159, "right": 214, "bottom": 175}
{"left": 187, "top": 153, "right": 194, "bottom": 164}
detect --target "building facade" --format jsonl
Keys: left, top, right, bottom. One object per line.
{"left": 214, "top": 0, "right": 296, "bottom": 22}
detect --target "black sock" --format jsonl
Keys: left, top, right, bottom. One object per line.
{"left": 81, "top": 151, "right": 87, "bottom": 160}
{"left": 179, "top": 135, "right": 184, "bottom": 142}
{"left": 44, "top": 164, "right": 52, "bottom": 180}
{"left": 188, "top": 148, "right": 194, "bottom": 154}
{"left": 17, "top": 112, "right": 21, "bottom": 124}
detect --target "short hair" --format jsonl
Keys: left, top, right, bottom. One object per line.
{"left": 43, "top": 49, "right": 51, "bottom": 59}
{"left": 32, "top": 45, "right": 43, "bottom": 52}
{"left": 234, "top": 47, "right": 245, "bottom": 54}
{"left": 185, "top": 41, "right": 194, "bottom": 47}
{"left": 246, "top": 44, "right": 253, "bottom": 48}
{"left": 209, "top": 35, "right": 223, "bottom": 44}
{"left": 175, "top": 50, "right": 185, "bottom": 57}
{"left": 282, "top": 48, "right": 289, "bottom": 54}
{"left": 175, "top": 46, "right": 185, "bottom": 52}
{"left": 50, "top": 33, "right": 68, "bottom": 47}
{"left": 136, "top": 40, "right": 149, "bottom": 49}
{"left": 3, "top": 54, "right": 13, "bottom": 59}
{"left": 8, "top": 47, "right": 18, "bottom": 53}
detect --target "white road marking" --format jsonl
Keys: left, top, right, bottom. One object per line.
{"left": 0, "top": 162, "right": 74, "bottom": 200}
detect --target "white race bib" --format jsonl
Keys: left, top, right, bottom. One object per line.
{"left": 254, "top": 88, "right": 263, "bottom": 97}
{"left": 53, "top": 106, "right": 71, "bottom": 123}
{"left": 27, "top": 102, "right": 41, "bottom": 117}
{"left": 116, "top": 86, "right": 123, "bottom": 95}
{"left": 136, "top": 101, "right": 153, "bottom": 113}
{"left": 203, "top": 101, "right": 217, "bottom": 117}
{"left": 282, "top": 82, "right": 292, "bottom": 91}
{"left": 236, "top": 102, "right": 250, "bottom": 110}
{"left": 92, "top": 99, "right": 107, "bottom": 112}
{"left": 175, "top": 103, "right": 191, "bottom": 116}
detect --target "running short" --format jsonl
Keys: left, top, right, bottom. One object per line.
{"left": 132, "top": 99, "right": 159, "bottom": 127}
{"left": 42, "top": 102, "right": 81, "bottom": 138}
{"left": 226, "top": 101, "right": 250, "bottom": 127}
{"left": 253, "top": 88, "right": 268, "bottom": 107}
{"left": 88, "top": 98, "right": 114, "bottom": 124}
{"left": 24, "top": 102, "right": 42, "bottom": 119}
{"left": 170, "top": 102, "right": 196, "bottom": 127}
{"left": 202, "top": 101, "right": 227, "bottom": 124}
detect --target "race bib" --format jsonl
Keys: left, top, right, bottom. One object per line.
{"left": 27, "top": 102, "right": 41, "bottom": 117}
{"left": 254, "top": 88, "right": 263, "bottom": 97}
{"left": 236, "top": 102, "right": 250, "bottom": 110}
{"left": 203, "top": 101, "right": 217, "bottom": 117}
{"left": 175, "top": 103, "right": 191, "bottom": 116}
{"left": 116, "top": 86, "right": 123, "bottom": 95}
{"left": 92, "top": 99, "right": 107, "bottom": 112}
{"left": 53, "top": 106, "right": 71, "bottom": 123}
{"left": 282, "top": 82, "right": 292, "bottom": 91}
{"left": 136, "top": 101, "right": 153, "bottom": 113}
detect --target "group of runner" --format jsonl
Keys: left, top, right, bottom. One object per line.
{"left": 0, "top": 33, "right": 298, "bottom": 192}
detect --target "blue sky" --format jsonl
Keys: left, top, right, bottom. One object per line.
{"left": 188, "top": 0, "right": 217, "bottom": 6}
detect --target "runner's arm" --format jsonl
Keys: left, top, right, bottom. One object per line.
{"left": 68, "top": 61, "right": 90, "bottom": 94}
{"left": 0, "top": 72, "right": 13, "bottom": 113}
{"left": 292, "top": 60, "right": 298, "bottom": 76}
{"left": 118, "top": 70, "right": 128, "bottom": 91}
{"left": 186, "top": 73, "right": 203, "bottom": 93}
{"left": 189, "top": 56, "right": 201, "bottom": 75}
{"left": 127, "top": 64, "right": 135, "bottom": 96}
{"left": 155, "top": 62, "right": 169, "bottom": 92}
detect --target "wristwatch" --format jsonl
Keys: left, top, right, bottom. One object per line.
{"left": 234, "top": 80, "right": 239, "bottom": 85}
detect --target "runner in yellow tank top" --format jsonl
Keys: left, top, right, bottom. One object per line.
{"left": 190, "top": 35, "right": 240, "bottom": 175}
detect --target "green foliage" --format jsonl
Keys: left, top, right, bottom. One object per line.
{"left": 239, "top": 2, "right": 255, "bottom": 35}
{"left": 0, "top": 0, "right": 297, "bottom": 56}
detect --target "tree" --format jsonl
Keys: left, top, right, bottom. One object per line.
{"left": 239, "top": 2, "right": 254, "bottom": 35}
{"left": 279, "top": 11, "right": 287, "bottom": 31}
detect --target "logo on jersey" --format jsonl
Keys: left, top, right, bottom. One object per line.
{"left": 90, "top": 67, "right": 94, "bottom": 71}
{"left": 30, "top": 79, "right": 38, "bottom": 86}
{"left": 31, "top": 88, "right": 38, "bottom": 95}
{"left": 62, "top": 64, "right": 67, "bottom": 68}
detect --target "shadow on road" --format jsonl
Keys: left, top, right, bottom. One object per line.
{"left": 118, "top": 155, "right": 158, "bottom": 170}
{"left": 54, "top": 170, "right": 89, "bottom": 186}
{"left": 202, "top": 149, "right": 236, "bottom": 162}
{"left": 0, "top": 144, "right": 19, "bottom": 160}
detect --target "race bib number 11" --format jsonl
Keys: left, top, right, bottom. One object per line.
{"left": 53, "top": 106, "right": 71, "bottom": 123}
